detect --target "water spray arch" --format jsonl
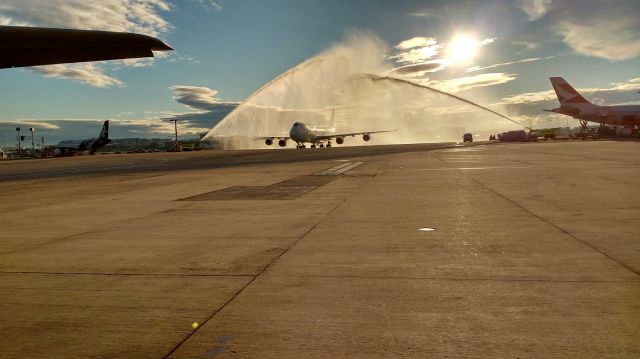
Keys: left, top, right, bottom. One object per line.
{"left": 364, "top": 74, "right": 529, "bottom": 130}
{"left": 203, "top": 33, "right": 525, "bottom": 149}
{"left": 203, "top": 56, "right": 324, "bottom": 140}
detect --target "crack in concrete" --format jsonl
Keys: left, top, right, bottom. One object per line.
{"left": 162, "top": 197, "right": 350, "bottom": 358}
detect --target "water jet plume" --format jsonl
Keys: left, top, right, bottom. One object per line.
{"left": 203, "top": 32, "right": 524, "bottom": 149}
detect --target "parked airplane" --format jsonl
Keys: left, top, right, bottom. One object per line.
{"left": 546, "top": 77, "right": 640, "bottom": 134}
{"left": 261, "top": 121, "right": 395, "bottom": 149}
{"left": 0, "top": 25, "right": 172, "bottom": 68}
{"left": 56, "top": 121, "right": 111, "bottom": 156}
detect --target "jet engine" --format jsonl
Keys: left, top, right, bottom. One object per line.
{"left": 278, "top": 139, "right": 287, "bottom": 147}
{"left": 336, "top": 137, "right": 344, "bottom": 145}
{"left": 265, "top": 138, "right": 273, "bottom": 146}
{"left": 363, "top": 134, "right": 371, "bottom": 142}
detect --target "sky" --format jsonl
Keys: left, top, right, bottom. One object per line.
{"left": 1, "top": 0, "right": 639, "bottom": 147}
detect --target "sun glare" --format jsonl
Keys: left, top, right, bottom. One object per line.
{"left": 446, "top": 35, "right": 480, "bottom": 64}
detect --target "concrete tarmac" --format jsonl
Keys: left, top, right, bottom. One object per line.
{"left": 0, "top": 141, "right": 638, "bottom": 358}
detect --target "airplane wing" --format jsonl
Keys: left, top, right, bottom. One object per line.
{"left": 0, "top": 26, "right": 173, "bottom": 69}
{"left": 543, "top": 108, "right": 580, "bottom": 118}
{"left": 315, "top": 129, "right": 397, "bottom": 140}
{"left": 258, "top": 135, "right": 289, "bottom": 140}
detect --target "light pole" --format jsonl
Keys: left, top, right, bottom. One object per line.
{"left": 29, "top": 127, "right": 35, "bottom": 155}
{"left": 16, "top": 127, "right": 20, "bottom": 153}
{"left": 169, "top": 119, "right": 180, "bottom": 151}
{"left": 38, "top": 136, "right": 45, "bottom": 157}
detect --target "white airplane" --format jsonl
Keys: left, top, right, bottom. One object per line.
{"left": 261, "top": 121, "right": 395, "bottom": 149}
{"left": 546, "top": 77, "right": 640, "bottom": 133}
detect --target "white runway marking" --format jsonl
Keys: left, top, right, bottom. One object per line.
{"left": 333, "top": 162, "right": 364, "bottom": 174}
{"left": 314, "top": 162, "right": 364, "bottom": 176}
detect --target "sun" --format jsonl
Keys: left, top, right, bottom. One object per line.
{"left": 446, "top": 35, "right": 480, "bottom": 64}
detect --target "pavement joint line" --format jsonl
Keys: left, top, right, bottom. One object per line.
{"left": 162, "top": 197, "right": 351, "bottom": 359}
{"left": 0, "top": 201, "right": 196, "bottom": 256}
{"left": 435, "top": 154, "right": 640, "bottom": 278}
{"left": 0, "top": 228, "right": 103, "bottom": 256}
{"left": 521, "top": 148, "right": 639, "bottom": 165}
{"left": 277, "top": 274, "right": 640, "bottom": 283}
{"left": 386, "top": 166, "right": 531, "bottom": 172}
{"left": 0, "top": 161, "right": 168, "bottom": 179}
{"left": 0, "top": 271, "right": 256, "bottom": 277}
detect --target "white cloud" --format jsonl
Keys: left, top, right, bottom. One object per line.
{"left": 391, "top": 37, "right": 442, "bottom": 64}
{"left": 171, "top": 85, "right": 222, "bottom": 107}
{"left": 193, "top": 0, "right": 222, "bottom": 11}
{"left": 389, "top": 61, "right": 445, "bottom": 78}
{"left": 557, "top": 20, "right": 640, "bottom": 61}
{"left": 170, "top": 85, "right": 240, "bottom": 111}
{"left": 511, "top": 40, "right": 541, "bottom": 50}
{"left": 521, "top": 1, "right": 640, "bottom": 61}
{"left": 0, "top": 0, "right": 172, "bottom": 35}
{"left": 391, "top": 36, "right": 495, "bottom": 66}
{"left": 0, "top": 120, "right": 61, "bottom": 129}
{"left": 168, "top": 85, "right": 239, "bottom": 131}
{"left": 501, "top": 77, "right": 640, "bottom": 105}
{"left": 0, "top": 0, "right": 173, "bottom": 87}
{"left": 166, "top": 53, "right": 200, "bottom": 64}
{"left": 500, "top": 89, "right": 557, "bottom": 105}
{"left": 408, "top": 9, "right": 438, "bottom": 18}
{"left": 395, "top": 37, "right": 437, "bottom": 50}
{"left": 467, "top": 56, "right": 555, "bottom": 72}
{"left": 31, "top": 63, "right": 124, "bottom": 88}
{"left": 426, "top": 73, "right": 517, "bottom": 93}
{"left": 480, "top": 38, "right": 497, "bottom": 46}
{"left": 519, "top": 0, "right": 552, "bottom": 21}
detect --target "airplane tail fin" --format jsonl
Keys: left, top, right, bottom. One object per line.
{"left": 99, "top": 120, "right": 109, "bottom": 140}
{"left": 549, "top": 77, "right": 592, "bottom": 105}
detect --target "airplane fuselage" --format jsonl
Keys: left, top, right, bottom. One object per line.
{"left": 289, "top": 122, "right": 334, "bottom": 144}
{"left": 552, "top": 104, "right": 640, "bottom": 126}
{"left": 263, "top": 121, "right": 383, "bottom": 148}
{"left": 57, "top": 137, "right": 110, "bottom": 152}
{"left": 549, "top": 77, "right": 640, "bottom": 128}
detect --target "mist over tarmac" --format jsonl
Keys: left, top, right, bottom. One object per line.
{"left": 203, "top": 32, "right": 519, "bottom": 149}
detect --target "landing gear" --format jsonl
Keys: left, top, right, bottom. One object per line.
{"left": 326, "top": 141, "right": 332, "bottom": 148}
{"left": 311, "top": 144, "right": 316, "bottom": 148}
{"left": 577, "top": 119, "right": 591, "bottom": 140}
{"left": 296, "top": 143, "right": 306, "bottom": 149}
{"left": 319, "top": 144, "right": 325, "bottom": 148}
